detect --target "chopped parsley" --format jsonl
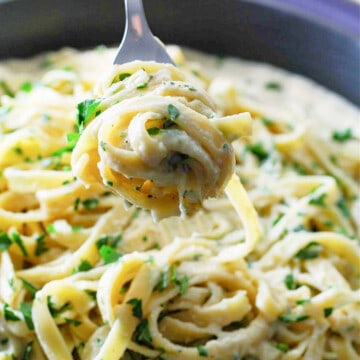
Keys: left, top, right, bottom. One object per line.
{"left": 100, "top": 141, "right": 107, "bottom": 151}
{"left": 99, "top": 245, "right": 122, "bottom": 264}
{"left": 295, "top": 298, "right": 311, "bottom": 305}
{"left": 20, "top": 278, "right": 38, "bottom": 299}
{"left": 35, "top": 233, "right": 49, "bottom": 256}
{"left": 46, "top": 224, "right": 56, "bottom": 233}
{"left": 19, "top": 81, "right": 33, "bottom": 93}
{"left": 136, "top": 82, "right": 148, "bottom": 89}
{"left": 95, "top": 233, "right": 122, "bottom": 249}
{"left": 336, "top": 197, "right": 350, "bottom": 218}
{"left": 154, "top": 265, "right": 189, "bottom": 295}
{"left": 275, "top": 343, "right": 288, "bottom": 353}
{"left": 71, "top": 225, "right": 83, "bottom": 232}
{"left": 197, "top": 345, "right": 208, "bottom": 357}
{"left": 272, "top": 214, "right": 283, "bottom": 226}
{"left": 0, "top": 80, "right": 14, "bottom": 97}
{"left": 332, "top": 128, "right": 352, "bottom": 142}
{"left": 147, "top": 127, "right": 161, "bottom": 135}
{"left": 66, "top": 132, "right": 80, "bottom": 145}
{"left": 19, "top": 303, "right": 34, "bottom": 330}
{"left": 119, "top": 73, "right": 131, "bottom": 81}
{"left": 3, "top": 304, "right": 20, "bottom": 321}
{"left": 65, "top": 318, "right": 82, "bottom": 326}
{"left": 284, "top": 273, "right": 297, "bottom": 290}
{"left": 265, "top": 81, "right": 282, "bottom": 90}
{"left": 246, "top": 142, "right": 269, "bottom": 162}
{"left": 12, "top": 232, "right": 28, "bottom": 257}
{"left": 324, "top": 307, "right": 333, "bottom": 318}
{"left": 82, "top": 197, "right": 99, "bottom": 210}
{"left": 47, "top": 296, "right": 72, "bottom": 318}
{"left": 261, "top": 117, "right": 274, "bottom": 126}
{"left": 127, "top": 298, "right": 143, "bottom": 319}
{"left": 134, "top": 318, "right": 152, "bottom": 346}
{"left": 76, "top": 99, "right": 101, "bottom": 133}
{"left": 73, "top": 260, "right": 93, "bottom": 273}
{"left": 309, "top": 193, "right": 327, "bottom": 207}
{"left": 22, "top": 341, "right": 34, "bottom": 360}
{"left": 295, "top": 242, "right": 323, "bottom": 260}
{"left": 167, "top": 104, "right": 180, "bottom": 121}
{"left": 0, "top": 232, "right": 12, "bottom": 250}
{"left": 279, "top": 313, "right": 309, "bottom": 323}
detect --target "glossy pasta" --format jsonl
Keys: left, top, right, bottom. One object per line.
{"left": 0, "top": 46, "right": 359, "bottom": 360}
{"left": 71, "top": 61, "right": 250, "bottom": 219}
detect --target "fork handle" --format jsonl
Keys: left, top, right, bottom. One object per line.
{"left": 124, "top": 0, "right": 152, "bottom": 39}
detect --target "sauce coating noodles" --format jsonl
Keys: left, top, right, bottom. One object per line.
{"left": 0, "top": 46, "right": 359, "bottom": 360}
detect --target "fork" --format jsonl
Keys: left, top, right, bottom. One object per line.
{"left": 113, "top": 0, "right": 174, "bottom": 65}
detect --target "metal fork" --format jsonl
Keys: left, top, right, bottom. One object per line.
{"left": 113, "top": 0, "right": 174, "bottom": 65}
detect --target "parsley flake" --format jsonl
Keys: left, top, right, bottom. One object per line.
{"left": 20, "top": 278, "right": 37, "bottom": 299}
{"left": 167, "top": 104, "right": 180, "bottom": 121}
{"left": 127, "top": 298, "right": 143, "bottom": 319}
{"left": 197, "top": 345, "right": 208, "bottom": 357}
{"left": 19, "top": 303, "right": 34, "bottom": 330}
{"left": 76, "top": 99, "right": 101, "bottom": 133}
{"left": 246, "top": 142, "right": 269, "bottom": 162}
{"left": 99, "top": 245, "right": 122, "bottom": 264}
{"left": 12, "top": 232, "right": 28, "bottom": 257}
{"left": 332, "top": 128, "right": 352, "bottom": 142}
{"left": 35, "top": 233, "right": 49, "bottom": 256}
{"left": 3, "top": 304, "right": 20, "bottom": 321}
{"left": 295, "top": 242, "right": 323, "bottom": 260}
{"left": 284, "top": 273, "right": 297, "bottom": 290}
{"left": 0, "top": 232, "right": 12, "bottom": 250}
{"left": 324, "top": 307, "right": 333, "bottom": 318}
{"left": 279, "top": 313, "right": 309, "bottom": 323}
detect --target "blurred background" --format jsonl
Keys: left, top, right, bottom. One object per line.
{"left": 0, "top": 0, "right": 359, "bottom": 104}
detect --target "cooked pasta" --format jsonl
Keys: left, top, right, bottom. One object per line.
{"left": 71, "top": 61, "right": 251, "bottom": 219}
{"left": 0, "top": 45, "right": 359, "bottom": 360}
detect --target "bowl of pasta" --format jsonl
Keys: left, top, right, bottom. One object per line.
{"left": 0, "top": 1, "right": 359, "bottom": 360}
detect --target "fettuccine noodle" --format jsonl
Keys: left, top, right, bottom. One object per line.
{"left": 0, "top": 45, "right": 359, "bottom": 360}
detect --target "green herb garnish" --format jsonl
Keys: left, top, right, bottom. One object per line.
{"left": 12, "top": 232, "right": 28, "bottom": 257}
{"left": 336, "top": 197, "right": 350, "bottom": 218}
{"left": 265, "top": 81, "right": 282, "bottom": 90}
{"left": 246, "top": 142, "right": 269, "bottom": 162}
{"left": 332, "top": 128, "right": 352, "bottom": 142}
{"left": 309, "top": 193, "right": 327, "bottom": 207}
{"left": 19, "top": 303, "right": 34, "bottom": 330}
{"left": 119, "top": 73, "right": 132, "bottom": 81}
{"left": 324, "top": 307, "right": 333, "bottom": 318}
{"left": 284, "top": 273, "right": 297, "bottom": 290}
{"left": 82, "top": 197, "right": 99, "bottom": 210}
{"left": 3, "top": 304, "right": 20, "bottom": 321}
{"left": 147, "top": 127, "right": 161, "bottom": 135}
{"left": 127, "top": 298, "right": 143, "bottom": 319}
{"left": 0, "top": 232, "right": 12, "bottom": 250}
{"left": 197, "top": 345, "right": 208, "bottom": 357}
{"left": 35, "top": 233, "right": 48, "bottom": 256}
{"left": 136, "top": 82, "right": 148, "bottom": 89}
{"left": 76, "top": 99, "right": 101, "bottom": 133}
{"left": 99, "top": 245, "right": 122, "bottom": 264}
{"left": 47, "top": 296, "right": 71, "bottom": 318}
{"left": 73, "top": 260, "right": 93, "bottom": 273}
{"left": 22, "top": 341, "right": 34, "bottom": 360}
{"left": 279, "top": 313, "right": 309, "bottom": 323}
{"left": 295, "top": 242, "right": 323, "bottom": 260}
{"left": 0, "top": 80, "right": 14, "bottom": 97}
{"left": 20, "top": 81, "right": 33, "bottom": 93}
{"left": 20, "top": 278, "right": 37, "bottom": 299}
{"left": 275, "top": 343, "right": 288, "bottom": 353}
{"left": 167, "top": 104, "right": 180, "bottom": 121}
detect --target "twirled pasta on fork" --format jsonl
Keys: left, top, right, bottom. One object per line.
{"left": 71, "top": 61, "right": 251, "bottom": 219}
